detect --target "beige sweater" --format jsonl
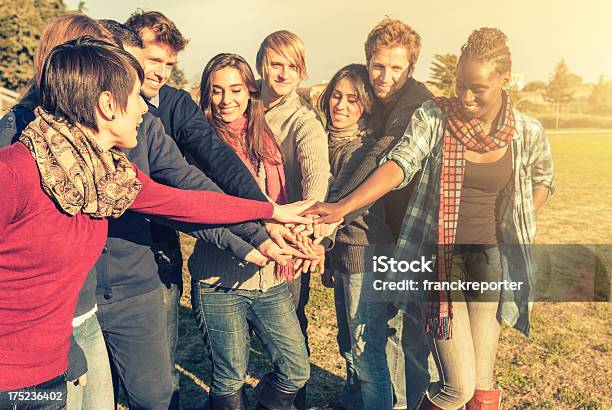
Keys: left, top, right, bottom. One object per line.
{"left": 264, "top": 91, "right": 330, "bottom": 202}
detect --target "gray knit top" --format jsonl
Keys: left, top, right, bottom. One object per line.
{"left": 327, "top": 126, "right": 394, "bottom": 274}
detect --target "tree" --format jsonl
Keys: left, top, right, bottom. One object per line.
{"left": 523, "top": 81, "right": 547, "bottom": 92}
{"left": 429, "top": 54, "right": 458, "bottom": 97}
{"left": 0, "top": 0, "right": 66, "bottom": 92}
{"left": 587, "top": 75, "right": 612, "bottom": 115}
{"left": 544, "top": 59, "right": 582, "bottom": 128}
{"left": 167, "top": 65, "right": 188, "bottom": 90}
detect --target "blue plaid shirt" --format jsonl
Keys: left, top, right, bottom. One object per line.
{"left": 382, "top": 100, "right": 555, "bottom": 336}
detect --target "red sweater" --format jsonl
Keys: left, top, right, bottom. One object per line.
{"left": 0, "top": 142, "right": 273, "bottom": 390}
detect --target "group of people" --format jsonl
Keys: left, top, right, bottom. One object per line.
{"left": 0, "top": 9, "right": 554, "bottom": 410}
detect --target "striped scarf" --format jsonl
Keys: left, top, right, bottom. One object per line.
{"left": 428, "top": 92, "right": 515, "bottom": 339}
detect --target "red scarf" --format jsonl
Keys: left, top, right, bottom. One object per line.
{"left": 225, "top": 116, "right": 294, "bottom": 280}
{"left": 429, "top": 93, "right": 515, "bottom": 339}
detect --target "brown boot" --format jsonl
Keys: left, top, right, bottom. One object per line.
{"left": 465, "top": 389, "right": 502, "bottom": 410}
{"left": 417, "top": 394, "right": 444, "bottom": 410}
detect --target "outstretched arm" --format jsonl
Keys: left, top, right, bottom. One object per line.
{"left": 308, "top": 104, "right": 436, "bottom": 224}
{"left": 307, "top": 160, "right": 404, "bottom": 224}
{"left": 130, "top": 168, "right": 314, "bottom": 225}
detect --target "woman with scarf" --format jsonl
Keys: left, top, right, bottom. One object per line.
{"left": 307, "top": 28, "right": 554, "bottom": 409}
{"left": 0, "top": 40, "right": 310, "bottom": 409}
{"left": 0, "top": 14, "right": 120, "bottom": 410}
{"left": 189, "top": 53, "right": 310, "bottom": 410}
{"left": 317, "top": 64, "right": 396, "bottom": 409}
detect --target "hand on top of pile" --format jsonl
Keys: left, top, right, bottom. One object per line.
{"left": 258, "top": 201, "right": 346, "bottom": 277}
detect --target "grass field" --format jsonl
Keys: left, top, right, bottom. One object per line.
{"left": 161, "top": 131, "right": 612, "bottom": 409}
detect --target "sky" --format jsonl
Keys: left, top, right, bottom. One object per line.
{"left": 66, "top": 0, "right": 612, "bottom": 87}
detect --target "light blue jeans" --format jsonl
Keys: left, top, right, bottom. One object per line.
{"left": 333, "top": 272, "right": 363, "bottom": 410}
{"left": 427, "top": 246, "right": 502, "bottom": 408}
{"left": 66, "top": 314, "right": 113, "bottom": 410}
{"left": 191, "top": 281, "right": 310, "bottom": 398}
{"left": 335, "top": 271, "right": 432, "bottom": 410}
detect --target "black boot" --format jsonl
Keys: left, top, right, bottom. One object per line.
{"left": 209, "top": 388, "right": 248, "bottom": 410}
{"left": 254, "top": 375, "right": 298, "bottom": 410}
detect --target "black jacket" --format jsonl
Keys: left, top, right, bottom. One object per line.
{"left": 95, "top": 113, "right": 270, "bottom": 304}
{"left": 147, "top": 85, "right": 269, "bottom": 253}
{"left": 372, "top": 78, "right": 433, "bottom": 238}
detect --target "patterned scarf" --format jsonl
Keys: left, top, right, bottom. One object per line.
{"left": 224, "top": 116, "right": 294, "bottom": 281}
{"left": 19, "top": 107, "right": 142, "bottom": 218}
{"left": 428, "top": 92, "right": 515, "bottom": 339}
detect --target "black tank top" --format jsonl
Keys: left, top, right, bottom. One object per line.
{"left": 455, "top": 147, "right": 512, "bottom": 244}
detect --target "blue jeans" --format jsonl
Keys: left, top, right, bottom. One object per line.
{"left": 66, "top": 314, "right": 113, "bottom": 410}
{"left": 0, "top": 373, "right": 67, "bottom": 410}
{"left": 156, "top": 247, "right": 183, "bottom": 410}
{"left": 97, "top": 286, "right": 173, "bottom": 410}
{"left": 286, "top": 272, "right": 311, "bottom": 410}
{"left": 349, "top": 272, "right": 432, "bottom": 410}
{"left": 333, "top": 272, "right": 363, "bottom": 410}
{"left": 191, "top": 281, "right": 310, "bottom": 398}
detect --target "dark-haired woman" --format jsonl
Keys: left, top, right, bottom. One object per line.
{"left": 308, "top": 28, "right": 554, "bottom": 409}
{"left": 316, "top": 64, "right": 396, "bottom": 409}
{"left": 0, "top": 14, "right": 118, "bottom": 410}
{"left": 0, "top": 40, "right": 310, "bottom": 409}
{"left": 189, "top": 53, "right": 310, "bottom": 410}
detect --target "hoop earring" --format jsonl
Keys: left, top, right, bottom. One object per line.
{"left": 111, "top": 114, "right": 116, "bottom": 120}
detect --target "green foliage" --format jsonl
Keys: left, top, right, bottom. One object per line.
{"left": 0, "top": 0, "right": 66, "bottom": 92}
{"left": 167, "top": 65, "right": 188, "bottom": 90}
{"left": 523, "top": 81, "right": 547, "bottom": 92}
{"left": 429, "top": 53, "right": 458, "bottom": 97}
{"left": 544, "top": 59, "right": 582, "bottom": 127}
{"left": 545, "top": 59, "right": 582, "bottom": 105}
{"left": 587, "top": 75, "right": 612, "bottom": 115}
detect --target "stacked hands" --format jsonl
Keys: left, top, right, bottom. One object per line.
{"left": 246, "top": 200, "right": 344, "bottom": 278}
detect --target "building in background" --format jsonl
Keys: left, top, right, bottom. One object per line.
{"left": 511, "top": 72, "right": 525, "bottom": 91}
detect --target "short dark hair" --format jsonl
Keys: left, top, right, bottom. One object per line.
{"left": 125, "top": 10, "right": 188, "bottom": 52}
{"left": 319, "top": 64, "right": 376, "bottom": 127}
{"left": 99, "top": 19, "right": 144, "bottom": 49}
{"left": 40, "top": 37, "right": 144, "bottom": 131}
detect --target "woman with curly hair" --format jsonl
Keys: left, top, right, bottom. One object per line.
{"left": 308, "top": 28, "right": 554, "bottom": 409}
